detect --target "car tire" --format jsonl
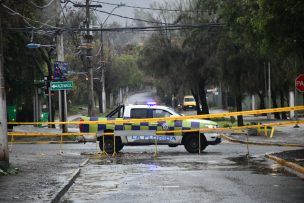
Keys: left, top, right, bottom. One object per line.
{"left": 99, "top": 136, "right": 123, "bottom": 153}
{"left": 183, "top": 134, "right": 207, "bottom": 153}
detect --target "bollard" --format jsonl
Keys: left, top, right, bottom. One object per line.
{"left": 199, "top": 133, "right": 201, "bottom": 154}
{"left": 264, "top": 125, "right": 267, "bottom": 137}
{"left": 270, "top": 127, "right": 275, "bottom": 138}
{"left": 154, "top": 135, "right": 158, "bottom": 158}
{"left": 112, "top": 134, "right": 117, "bottom": 157}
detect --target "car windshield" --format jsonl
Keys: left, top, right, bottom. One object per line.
{"left": 166, "top": 107, "right": 183, "bottom": 116}
{"left": 185, "top": 98, "right": 194, "bottom": 102}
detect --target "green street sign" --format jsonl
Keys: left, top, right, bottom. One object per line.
{"left": 50, "top": 81, "right": 73, "bottom": 91}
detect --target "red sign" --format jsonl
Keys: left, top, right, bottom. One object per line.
{"left": 295, "top": 74, "right": 304, "bottom": 92}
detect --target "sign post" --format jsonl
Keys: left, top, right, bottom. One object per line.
{"left": 294, "top": 74, "right": 304, "bottom": 128}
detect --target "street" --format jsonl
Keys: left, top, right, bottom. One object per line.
{"left": 60, "top": 143, "right": 304, "bottom": 203}
{"left": 1, "top": 2, "right": 304, "bottom": 203}
{"left": 1, "top": 90, "right": 303, "bottom": 203}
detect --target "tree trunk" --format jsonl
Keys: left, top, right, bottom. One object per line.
{"left": 198, "top": 81, "right": 209, "bottom": 115}
{"left": 257, "top": 92, "right": 266, "bottom": 109}
{"left": 235, "top": 94, "right": 244, "bottom": 126}
{"left": 279, "top": 90, "right": 287, "bottom": 119}
{"left": 191, "top": 89, "right": 202, "bottom": 115}
{"left": 271, "top": 91, "right": 280, "bottom": 119}
{"left": 98, "top": 91, "right": 103, "bottom": 113}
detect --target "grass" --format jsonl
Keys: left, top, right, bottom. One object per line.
{"left": 211, "top": 117, "right": 258, "bottom": 128}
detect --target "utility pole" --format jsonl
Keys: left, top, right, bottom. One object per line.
{"left": 74, "top": 1, "right": 102, "bottom": 116}
{"left": 86, "top": 0, "right": 94, "bottom": 116}
{"left": 100, "top": 25, "right": 106, "bottom": 113}
{"left": 56, "top": 0, "right": 67, "bottom": 132}
{"left": 0, "top": 14, "right": 9, "bottom": 167}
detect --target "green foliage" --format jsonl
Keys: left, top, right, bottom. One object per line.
{"left": 107, "top": 54, "right": 143, "bottom": 93}
{"left": 1, "top": 1, "right": 49, "bottom": 121}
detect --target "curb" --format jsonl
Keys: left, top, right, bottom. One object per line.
{"left": 79, "top": 158, "right": 89, "bottom": 167}
{"left": 50, "top": 168, "right": 80, "bottom": 203}
{"left": 265, "top": 154, "right": 304, "bottom": 179}
{"left": 220, "top": 134, "right": 304, "bottom": 147}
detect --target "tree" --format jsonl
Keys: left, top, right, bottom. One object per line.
{"left": 1, "top": 1, "right": 49, "bottom": 121}
{"left": 138, "top": 32, "right": 185, "bottom": 107}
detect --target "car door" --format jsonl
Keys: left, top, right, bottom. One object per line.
{"left": 151, "top": 109, "right": 180, "bottom": 144}
{"left": 125, "top": 108, "right": 156, "bottom": 143}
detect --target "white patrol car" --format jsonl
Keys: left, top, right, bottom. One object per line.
{"left": 79, "top": 104, "right": 221, "bottom": 153}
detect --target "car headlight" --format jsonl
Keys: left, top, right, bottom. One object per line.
{"left": 206, "top": 124, "right": 217, "bottom": 128}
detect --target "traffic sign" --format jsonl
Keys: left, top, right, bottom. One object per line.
{"left": 50, "top": 81, "right": 73, "bottom": 91}
{"left": 295, "top": 74, "right": 304, "bottom": 92}
{"left": 54, "top": 61, "right": 68, "bottom": 81}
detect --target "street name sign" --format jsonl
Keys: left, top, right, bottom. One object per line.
{"left": 295, "top": 74, "right": 304, "bottom": 92}
{"left": 50, "top": 81, "right": 73, "bottom": 91}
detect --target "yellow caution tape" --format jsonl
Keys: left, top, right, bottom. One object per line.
{"left": 8, "top": 132, "right": 95, "bottom": 136}
{"left": 7, "top": 106, "right": 304, "bottom": 125}
{"left": 7, "top": 121, "right": 303, "bottom": 137}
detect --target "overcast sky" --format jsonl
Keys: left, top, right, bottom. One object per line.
{"left": 88, "top": 0, "right": 179, "bottom": 25}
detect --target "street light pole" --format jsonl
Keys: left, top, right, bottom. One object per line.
{"left": 0, "top": 15, "right": 9, "bottom": 167}
{"left": 73, "top": 2, "right": 102, "bottom": 116}
{"left": 98, "top": 4, "right": 124, "bottom": 113}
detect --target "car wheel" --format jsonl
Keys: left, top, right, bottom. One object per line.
{"left": 183, "top": 134, "right": 207, "bottom": 153}
{"left": 168, "top": 144, "right": 178, "bottom": 147}
{"left": 99, "top": 137, "right": 123, "bottom": 153}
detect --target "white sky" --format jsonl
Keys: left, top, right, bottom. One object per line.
{"left": 88, "top": 0, "right": 179, "bottom": 26}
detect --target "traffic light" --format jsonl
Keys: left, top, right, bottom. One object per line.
{"left": 43, "top": 76, "right": 54, "bottom": 96}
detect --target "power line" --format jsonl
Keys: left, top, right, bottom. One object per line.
{"left": 8, "top": 23, "right": 224, "bottom": 33}
{"left": 93, "top": 8, "right": 172, "bottom": 25}
{"left": 1, "top": 3, "right": 60, "bottom": 30}
{"left": 92, "top": 0, "right": 199, "bottom": 13}
{"left": 68, "top": 23, "right": 224, "bottom": 32}
{"left": 68, "top": 0, "right": 173, "bottom": 25}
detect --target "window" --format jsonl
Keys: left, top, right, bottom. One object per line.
{"left": 184, "top": 97, "right": 194, "bottom": 102}
{"left": 130, "top": 109, "right": 149, "bottom": 118}
{"left": 152, "top": 109, "right": 172, "bottom": 118}
{"left": 107, "top": 105, "right": 124, "bottom": 118}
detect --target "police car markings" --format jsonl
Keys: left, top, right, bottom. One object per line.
{"left": 131, "top": 135, "right": 177, "bottom": 141}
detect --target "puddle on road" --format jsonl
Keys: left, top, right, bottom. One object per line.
{"left": 87, "top": 152, "right": 295, "bottom": 177}
{"left": 227, "top": 155, "right": 294, "bottom": 177}
{"left": 90, "top": 152, "right": 236, "bottom": 172}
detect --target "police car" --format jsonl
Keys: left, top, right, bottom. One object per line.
{"left": 79, "top": 104, "right": 221, "bottom": 153}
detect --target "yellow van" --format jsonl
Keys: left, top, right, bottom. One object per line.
{"left": 182, "top": 95, "right": 196, "bottom": 110}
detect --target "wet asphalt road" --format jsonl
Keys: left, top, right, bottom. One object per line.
{"left": 59, "top": 91, "right": 304, "bottom": 202}
{"left": 60, "top": 143, "right": 304, "bottom": 203}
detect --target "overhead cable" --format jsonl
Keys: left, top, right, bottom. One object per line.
{"left": 8, "top": 23, "right": 224, "bottom": 33}
{"left": 68, "top": 0, "right": 172, "bottom": 25}
{"left": 93, "top": 8, "right": 173, "bottom": 25}
{"left": 92, "top": 0, "right": 199, "bottom": 13}
{"left": 1, "top": 3, "right": 61, "bottom": 30}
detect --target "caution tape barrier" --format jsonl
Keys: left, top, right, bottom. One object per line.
{"left": 7, "top": 120, "right": 304, "bottom": 137}
{"left": 8, "top": 121, "right": 303, "bottom": 157}
{"left": 7, "top": 106, "right": 304, "bottom": 125}
{"left": 7, "top": 106, "right": 304, "bottom": 157}
{"left": 8, "top": 132, "right": 96, "bottom": 137}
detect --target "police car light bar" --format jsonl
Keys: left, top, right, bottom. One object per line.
{"left": 147, "top": 101, "right": 157, "bottom": 106}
